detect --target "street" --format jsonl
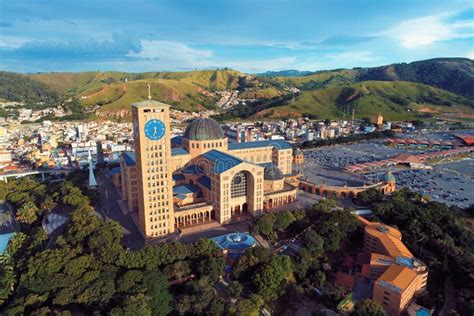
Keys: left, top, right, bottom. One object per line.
{"left": 96, "top": 170, "right": 145, "bottom": 250}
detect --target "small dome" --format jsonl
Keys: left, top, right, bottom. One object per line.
{"left": 293, "top": 147, "right": 303, "bottom": 156}
{"left": 383, "top": 172, "right": 396, "bottom": 183}
{"left": 183, "top": 118, "right": 225, "bottom": 141}
{"left": 264, "top": 165, "right": 284, "bottom": 181}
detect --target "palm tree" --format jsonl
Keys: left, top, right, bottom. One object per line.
{"left": 15, "top": 201, "right": 39, "bottom": 225}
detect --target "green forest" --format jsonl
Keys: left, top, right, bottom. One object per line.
{"left": 0, "top": 176, "right": 472, "bottom": 315}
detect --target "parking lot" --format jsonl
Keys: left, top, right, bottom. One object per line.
{"left": 302, "top": 141, "right": 473, "bottom": 208}
{"left": 363, "top": 158, "right": 473, "bottom": 208}
{"left": 303, "top": 141, "right": 421, "bottom": 169}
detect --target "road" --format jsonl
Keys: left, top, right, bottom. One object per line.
{"left": 96, "top": 170, "right": 145, "bottom": 249}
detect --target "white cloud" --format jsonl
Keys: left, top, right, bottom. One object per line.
{"left": 468, "top": 51, "right": 474, "bottom": 59}
{"left": 0, "top": 35, "right": 30, "bottom": 48}
{"left": 127, "top": 40, "right": 214, "bottom": 67}
{"left": 383, "top": 12, "right": 474, "bottom": 48}
{"left": 220, "top": 57, "right": 298, "bottom": 72}
{"left": 327, "top": 51, "right": 378, "bottom": 63}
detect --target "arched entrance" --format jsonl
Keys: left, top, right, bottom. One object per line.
{"left": 229, "top": 170, "right": 256, "bottom": 218}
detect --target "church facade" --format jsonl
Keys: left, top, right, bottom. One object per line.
{"left": 120, "top": 100, "right": 298, "bottom": 238}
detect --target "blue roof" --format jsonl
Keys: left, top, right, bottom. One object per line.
{"left": 259, "top": 162, "right": 277, "bottom": 168}
{"left": 197, "top": 175, "right": 211, "bottom": 190}
{"left": 211, "top": 232, "right": 256, "bottom": 250}
{"left": 228, "top": 139, "right": 292, "bottom": 151}
{"left": 183, "top": 165, "right": 204, "bottom": 174}
{"left": 172, "top": 174, "right": 185, "bottom": 181}
{"left": 176, "top": 194, "right": 187, "bottom": 200}
{"left": 416, "top": 307, "right": 430, "bottom": 316}
{"left": 171, "top": 136, "right": 182, "bottom": 146}
{"left": 0, "top": 232, "right": 14, "bottom": 254}
{"left": 122, "top": 152, "right": 136, "bottom": 167}
{"left": 109, "top": 167, "right": 121, "bottom": 174}
{"left": 171, "top": 147, "right": 189, "bottom": 156}
{"left": 203, "top": 150, "right": 243, "bottom": 174}
{"left": 396, "top": 256, "right": 414, "bottom": 268}
{"left": 173, "top": 184, "right": 200, "bottom": 195}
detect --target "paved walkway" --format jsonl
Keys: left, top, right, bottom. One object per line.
{"left": 96, "top": 170, "right": 144, "bottom": 250}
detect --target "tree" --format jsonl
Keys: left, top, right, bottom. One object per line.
{"left": 354, "top": 299, "right": 386, "bottom": 316}
{"left": 252, "top": 213, "right": 276, "bottom": 240}
{"left": 319, "top": 222, "right": 343, "bottom": 252}
{"left": 206, "top": 297, "right": 225, "bottom": 316}
{"left": 112, "top": 294, "right": 151, "bottom": 316}
{"left": 164, "top": 261, "right": 191, "bottom": 280}
{"left": 233, "top": 253, "right": 259, "bottom": 280}
{"left": 40, "top": 196, "right": 57, "bottom": 213}
{"left": 275, "top": 212, "right": 296, "bottom": 231}
{"left": 196, "top": 256, "right": 224, "bottom": 283}
{"left": 228, "top": 294, "right": 263, "bottom": 316}
{"left": 253, "top": 255, "right": 293, "bottom": 300}
{"left": 309, "top": 270, "right": 326, "bottom": 288}
{"left": 302, "top": 230, "right": 324, "bottom": 255}
{"left": 117, "top": 270, "right": 145, "bottom": 294}
{"left": 227, "top": 280, "right": 243, "bottom": 298}
{"left": 16, "top": 201, "right": 39, "bottom": 224}
{"left": 144, "top": 271, "right": 172, "bottom": 316}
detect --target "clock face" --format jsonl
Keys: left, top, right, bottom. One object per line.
{"left": 144, "top": 119, "right": 165, "bottom": 141}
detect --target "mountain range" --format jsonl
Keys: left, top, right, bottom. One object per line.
{"left": 1, "top": 58, "right": 473, "bottom": 121}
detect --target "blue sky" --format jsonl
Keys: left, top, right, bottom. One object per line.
{"left": 0, "top": 0, "right": 473, "bottom": 73}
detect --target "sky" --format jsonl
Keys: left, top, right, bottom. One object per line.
{"left": 0, "top": 0, "right": 473, "bottom": 73}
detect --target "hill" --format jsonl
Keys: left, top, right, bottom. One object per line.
{"left": 0, "top": 71, "right": 60, "bottom": 102}
{"left": 1, "top": 58, "right": 473, "bottom": 121}
{"left": 356, "top": 58, "right": 474, "bottom": 98}
{"left": 256, "top": 70, "right": 312, "bottom": 77}
{"left": 88, "top": 79, "right": 219, "bottom": 118}
{"left": 253, "top": 81, "right": 474, "bottom": 120}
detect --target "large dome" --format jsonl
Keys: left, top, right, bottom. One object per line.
{"left": 183, "top": 118, "right": 225, "bottom": 141}
{"left": 264, "top": 165, "right": 284, "bottom": 181}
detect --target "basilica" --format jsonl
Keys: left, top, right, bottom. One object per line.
{"left": 118, "top": 99, "right": 300, "bottom": 238}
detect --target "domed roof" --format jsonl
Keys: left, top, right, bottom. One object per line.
{"left": 183, "top": 118, "right": 225, "bottom": 141}
{"left": 264, "top": 165, "right": 284, "bottom": 181}
{"left": 382, "top": 171, "right": 396, "bottom": 182}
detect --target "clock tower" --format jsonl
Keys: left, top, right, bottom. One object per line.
{"left": 132, "top": 100, "right": 174, "bottom": 238}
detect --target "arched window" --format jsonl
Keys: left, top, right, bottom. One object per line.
{"left": 231, "top": 171, "right": 248, "bottom": 198}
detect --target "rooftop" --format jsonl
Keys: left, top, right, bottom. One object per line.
{"left": 263, "top": 164, "right": 284, "bottom": 181}
{"left": 228, "top": 139, "right": 292, "bottom": 151}
{"left": 183, "top": 117, "right": 225, "bottom": 141}
{"left": 132, "top": 99, "right": 170, "bottom": 108}
{"left": 211, "top": 232, "right": 256, "bottom": 251}
{"left": 172, "top": 174, "right": 185, "bottom": 181}
{"left": 197, "top": 175, "right": 211, "bottom": 190}
{"left": 173, "top": 184, "right": 200, "bottom": 195}
{"left": 203, "top": 149, "right": 243, "bottom": 174}
{"left": 171, "top": 147, "right": 189, "bottom": 156}
{"left": 377, "top": 264, "right": 418, "bottom": 293}
{"left": 122, "top": 152, "right": 136, "bottom": 167}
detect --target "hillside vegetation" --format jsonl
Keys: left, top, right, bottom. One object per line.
{"left": 356, "top": 58, "right": 474, "bottom": 98}
{"left": 89, "top": 79, "right": 218, "bottom": 115}
{"left": 0, "top": 71, "right": 60, "bottom": 102}
{"left": 1, "top": 58, "right": 473, "bottom": 121}
{"left": 254, "top": 81, "right": 474, "bottom": 120}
